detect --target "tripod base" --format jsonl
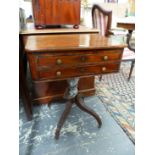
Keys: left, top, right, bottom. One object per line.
{"left": 55, "top": 94, "right": 102, "bottom": 139}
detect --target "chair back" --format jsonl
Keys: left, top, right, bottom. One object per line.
{"left": 92, "top": 4, "right": 112, "bottom": 36}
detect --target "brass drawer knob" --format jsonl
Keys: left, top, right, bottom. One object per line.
{"left": 56, "top": 59, "right": 62, "bottom": 65}
{"left": 56, "top": 71, "right": 61, "bottom": 76}
{"left": 81, "top": 56, "right": 86, "bottom": 62}
{"left": 79, "top": 68, "right": 86, "bottom": 72}
{"left": 102, "top": 67, "right": 107, "bottom": 71}
{"left": 102, "top": 56, "right": 108, "bottom": 61}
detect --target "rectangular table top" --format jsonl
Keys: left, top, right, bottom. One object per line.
{"left": 20, "top": 23, "right": 99, "bottom": 35}
{"left": 117, "top": 16, "right": 135, "bottom": 30}
{"left": 25, "top": 34, "right": 127, "bottom": 53}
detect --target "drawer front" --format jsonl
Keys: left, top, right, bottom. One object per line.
{"left": 37, "top": 63, "right": 120, "bottom": 80}
{"left": 36, "top": 50, "right": 122, "bottom": 67}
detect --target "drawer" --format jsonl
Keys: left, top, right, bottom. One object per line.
{"left": 37, "top": 63, "right": 120, "bottom": 81}
{"left": 36, "top": 50, "right": 122, "bottom": 67}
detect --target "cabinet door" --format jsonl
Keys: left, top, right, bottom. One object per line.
{"left": 44, "top": 0, "right": 60, "bottom": 25}
{"left": 58, "top": 0, "right": 81, "bottom": 24}
{"left": 45, "top": 0, "right": 80, "bottom": 25}
{"left": 32, "top": 0, "right": 46, "bottom": 26}
{"left": 32, "top": 0, "right": 81, "bottom": 26}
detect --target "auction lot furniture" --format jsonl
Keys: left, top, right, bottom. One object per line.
{"left": 25, "top": 33, "right": 126, "bottom": 139}
{"left": 32, "top": 0, "right": 81, "bottom": 28}
{"left": 19, "top": 23, "right": 99, "bottom": 120}
{"left": 117, "top": 16, "right": 135, "bottom": 80}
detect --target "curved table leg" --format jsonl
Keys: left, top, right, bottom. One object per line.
{"left": 55, "top": 99, "right": 73, "bottom": 139}
{"left": 75, "top": 94, "right": 102, "bottom": 128}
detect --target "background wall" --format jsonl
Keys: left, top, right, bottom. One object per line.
{"left": 19, "top": 0, "right": 32, "bottom": 18}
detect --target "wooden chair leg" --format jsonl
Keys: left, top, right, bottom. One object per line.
{"left": 128, "top": 60, "right": 135, "bottom": 81}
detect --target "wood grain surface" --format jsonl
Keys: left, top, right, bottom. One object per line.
{"left": 25, "top": 34, "right": 127, "bottom": 52}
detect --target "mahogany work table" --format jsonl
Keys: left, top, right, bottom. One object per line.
{"left": 19, "top": 24, "right": 99, "bottom": 120}
{"left": 25, "top": 33, "right": 126, "bottom": 139}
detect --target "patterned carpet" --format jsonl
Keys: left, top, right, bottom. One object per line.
{"left": 19, "top": 95, "right": 135, "bottom": 155}
{"left": 95, "top": 62, "right": 135, "bottom": 143}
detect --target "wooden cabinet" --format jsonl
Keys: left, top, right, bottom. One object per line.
{"left": 32, "top": 0, "right": 81, "bottom": 28}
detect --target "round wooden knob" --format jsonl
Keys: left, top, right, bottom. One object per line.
{"left": 102, "top": 56, "right": 108, "bottom": 61}
{"left": 56, "top": 59, "right": 62, "bottom": 65}
{"left": 81, "top": 56, "right": 86, "bottom": 62}
{"left": 79, "top": 68, "right": 86, "bottom": 72}
{"left": 102, "top": 67, "right": 106, "bottom": 71}
{"left": 56, "top": 71, "right": 61, "bottom": 76}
